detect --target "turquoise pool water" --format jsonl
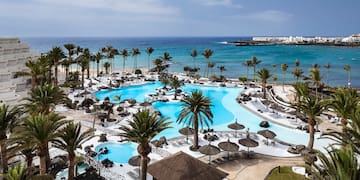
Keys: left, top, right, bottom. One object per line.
{"left": 95, "top": 142, "right": 137, "bottom": 163}
{"left": 56, "top": 163, "right": 88, "bottom": 180}
{"left": 95, "top": 81, "right": 311, "bottom": 144}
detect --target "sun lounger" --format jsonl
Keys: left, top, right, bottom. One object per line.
{"left": 127, "top": 171, "right": 139, "bottom": 180}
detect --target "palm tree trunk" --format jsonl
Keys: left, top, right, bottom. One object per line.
{"left": 54, "top": 62, "right": 58, "bottom": 85}
{"left": 0, "top": 136, "right": 8, "bottom": 173}
{"left": 174, "top": 88, "right": 177, "bottom": 100}
{"left": 140, "top": 155, "right": 148, "bottom": 180}
{"left": 193, "top": 116, "right": 199, "bottom": 150}
{"left": 65, "top": 67, "right": 69, "bottom": 83}
{"left": 68, "top": 154, "right": 75, "bottom": 180}
{"left": 97, "top": 62, "right": 100, "bottom": 77}
{"left": 82, "top": 70, "right": 85, "bottom": 89}
{"left": 246, "top": 67, "right": 249, "bottom": 85}
{"left": 262, "top": 82, "right": 266, "bottom": 99}
{"left": 148, "top": 56, "right": 150, "bottom": 71}
{"left": 26, "top": 155, "right": 33, "bottom": 168}
{"left": 45, "top": 144, "right": 51, "bottom": 173}
{"left": 31, "top": 75, "right": 36, "bottom": 88}
{"left": 253, "top": 66, "right": 256, "bottom": 82}
{"left": 282, "top": 72, "right": 285, "bottom": 92}
{"left": 123, "top": 58, "right": 126, "bottom": 73}
{"left": 87, "top": 65, "right": 90, "bottom": 79}
{"left": 347, "top": 72, "right": 351, "bottom": 88}
{"left": 40, "top": 155, "right": 47, "bottom": 175}
{"left": 341, "top": 117, "right": 347, "bottom": 129}
{"left": 307, "top": 119, "right": 315, "bottom": 150}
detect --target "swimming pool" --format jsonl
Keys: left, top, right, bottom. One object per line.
{"left": 95, "top": 82, "right": 311, "bottom": 143}
{"left": 95, "top": 142, "right": 137, "bottom": 163}
{"left": 56, "top": 163, "right": 88, "bottom": 180}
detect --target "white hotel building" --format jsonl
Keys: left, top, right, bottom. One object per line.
{"left": 0, "top": 38, "right": 39, "bottom": 106}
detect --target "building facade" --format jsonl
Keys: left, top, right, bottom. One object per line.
{"left": 0, "top": 38, "right": 39, "bottom": 106}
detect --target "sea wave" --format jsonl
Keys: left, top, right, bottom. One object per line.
{"left": 217, "top": 41, "right": 228, "bottom": 44}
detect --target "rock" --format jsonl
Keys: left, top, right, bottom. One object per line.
{"left": 259, "top": 121, "right": 270, "bottom": 128}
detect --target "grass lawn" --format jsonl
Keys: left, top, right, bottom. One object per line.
{"left": 266, "top": 166, "right": 307, "bottom": 180}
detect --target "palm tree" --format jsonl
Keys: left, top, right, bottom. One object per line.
{"left": 208, "top": 62, "right": 216, "bottom": 76}
{"left": 324, "top": 63, "right": 331, "bottom": 86}
{"left": 292, "top": 68, "right": 304, "bottom": 82}
{"left": 169, "top": 76, "right": 184, "bottom": 100}
{"left": 0, "top": 105, "right": 22, "bottom": 173}
{"left": 218, "top": 65, "right": 226, "bottom": 76}
{"left": 75, "top": 46, "right": 83, "bottom": 71}
{"left": 61, "top": 59, "right": 71, "bottom": 83}
{"left": 54, "top": 122, "right": 93, "bottom": 180}
{"left": 64, "top": 44, "right": 75, "bottom": 73}
{"left": 202, "top": 49, "right": 213, "bottom": 78}
{"left": 311, "top": 145, "right": 359, "bottom": 180}
{"left": 243, "top": 60, "right": 253, "bottom": 84}
{"left": 251, "top": 56, "right": 261, "bottom": 82}
{"left": 256, "top": 68, "right": 272, "bottom": 99}
{"left": 15, "top": 113, "right": 65, "bottom": 175}
{"left": 329, "top": 87, "right": 359, "bottom": 129}
{"left": 159, "top": 75, "right": 169, "bottom": 89}
{"left": 103, "top": 62, "right": 111, "bottom": 74}
{"left": 281, "top": 64, "right": 289, "bottom": 91}
{"left": 15, "top": 57, "right": 49, "bottom": 88}
{"left": 309, "top": 67, "right": 322, "bottom": 97}
{"left": 79, "top": 58, "right": 89, "bottom": 89}
{"left": 81, "top": 48, "right": 91, "bottom": 79}
{"left": 161, "top": 52, "right": 172, "bottom": 62}
{"left": 102, "top": 46, "right": 119, "bottom": 74}
{"left": 3, "top": 163, "right": 32, "bottom": 180}
{"left": 95, "top": 52, "right": 104, "bottom": 76}
{"left": 119, "top": 110, "right": 171, "bottom": 180}
{"left": 120, "top": 49, "right": 129, "bottom": 73}
{"left": 23, "top": 83, "right": 66, "bottom": 114}
{"left": 344, "top": 64, "right": 351, "bottom": 88}
{"left": 132, "top": 48, "right": 141, "bottom": 72}
{"left": 190, "top": 49, "right": 197, "bottom": 68}
{"left": 177, "top": 90, "right": 213, "bottom": 150}
{"left": 146, "top": 47, "right": 154, "bottom": 71}
{"left": 48, "top": 47, "right": 65, "bottom": 85}
{"left": 153, "top": 58, "right": 163, "bottom": 74}
{"left": 298, "top": 95, "right": 326, "bottom": 149}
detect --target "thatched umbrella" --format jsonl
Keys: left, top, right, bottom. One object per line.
{"left": 257, "top": 130, "right": 277, "bottom": 145}
{"left": 140, "top": 102, "right": 152, "bottom": 107}
{"left": 148, "top": 151, "right": 228, "bottom": 180}
{"left": 199, "top": 143, "right": 221, "bottom": 163}
{"left": 227, "top": 119, "right": 245, "bottom": 137}
{"left": 218, "top": 139, "right": 239, "bottom": 159}
{"left": 238, "top": 138, "right": 259, "bottom": 157}
{"left": 178, "top": 126, "right": 194, "bottom": 143}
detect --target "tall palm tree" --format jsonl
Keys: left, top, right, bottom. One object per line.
{"left": 54, "top": 122, "right": 93, "bottom": 180}
{"left": 256, "top": 68, "right": 272, "bottom": 99}
{"left": 79, "top": 58, "right": 89, "bottom": 89}
{"left": 281, "top": 64, "right": 289, "bottom": 91}
{"left": 309, "top": 67, "right": 322, "bottom": 97}
{"left": 75, "top": 46, "right": 83, "bottom": 72}
{"left": 48, "top": 47, "right": 65, "bottom": 86}
{"left": 329, "top": 87, "right": 359, "bottom": 129}
{"left": 202, "top": 49, "right": 213, "bottom": 78}
{"left": 295, "top": 59, "right": 300, "bottom": 67}
{"left": 15, "top": 113, "right": 65, "bottom": 175}
{"left": 208, "top": 62, "right": 216, "bottom": 76}
{"left": 293, "top": 82, "right": 309, "bottom": 121}
{"left": 119, "top": 110, "right": 171, "bottom": 180}
{"left": 15, "top": 57, "right": 49, "bottom": 88}
{"left": 61, "top": 59, "right": 71, "bottom": 83}
{"left": 103, "top": 62, "right": 111, "bottom": 74}
{"left": 169, "top": 76, "right": 184, "bottom": 100}
{"left": 161, "top": 52, "right": 172, "bottom": 62}
{"left": 146, "top": 47, "right": 154, "bottom": 71}
{"left": 102, "top": 46, "right": 119, "bottom": 74}
{"left": 23, "top": 83, "right": 66, "bottom": 114}
{"left": 190, "top": 49, "right": 197, "bottom": 68}
{"left": 243, "top": 60, "right": 253, "bottom": 84}
{"left": 80, "top": 48, "right": 91, "bottom": 79}
{"left": 298, "top": 95, "right": 326, "bottom": 149}
{"left": 251, "top": 56, "right": 261, "bottom": 82}
{"left": 177, "top": 90, "right": 213, "bottom": 150}
{"left": 153, "top": 58, "right": 163, "bottom": 74}
{"left": 159, "top": 75, "right": 169, "bottom": 89}
{"left": 132, "top": 48, "right": 141, "bottom": 72}
{"left": 64, "top": 44, "right": 75, "bottom": 73}
{"left": 95, "top": 52, "right": 104, "bottom": 76}
{"left": 218, "top": 65, "right": 226, "bottom": 76}
{"left": 311, "top": 145, "right": 359, "bottom": 180}
{"left": 120, "top": 49, "right": 129, "bottom": 73}
{"left": 0, "top": 105, "right": 22, "bottom": 173}
{"left": 292, "top": 68, "right": 304, "bottom": 82}
{"left": 324, "top": 63, "right": 331, "bottom": 86}
{"left": 344, "top": 64, "right": 351, "bottom": 88}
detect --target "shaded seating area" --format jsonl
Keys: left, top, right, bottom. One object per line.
{"left": 287, "top": 144, "right": 306, "bottom": 154}
{"left": 75, "top": 166, "right": 106, "bottom": 180}
{"left": 148, "top": 151, "right": 228, "bottom": 180}
{"left": 101, "top": 158, "right": 114, "bottom": 168}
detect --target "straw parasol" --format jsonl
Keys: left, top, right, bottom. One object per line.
{"left": 227, "top": 118, "right": 245, "bottom": 137}
{"left": 148, "top": 151, "right": 228, "bottom": 180}
{"left": 199, "top": 143, "right": 221, "bottom": 163}
{"left": 178, "top": 126, "right": 194, "bottom": 143}
{"left": 218, "top": 138, "right": 239, "bottom": 159}
{"left": 238, "top": 138, "right": 259, "bottom": 157}
{"left": 257, "top": 129, "right": 277, "bottom": 145}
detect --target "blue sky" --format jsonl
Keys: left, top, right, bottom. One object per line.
{"left": 0, "top": 0, "right": 359, "bottom": 37}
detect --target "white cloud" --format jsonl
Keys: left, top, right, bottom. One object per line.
{"left": 201, "top": 0, "right": 242, "bottom": 8}
{"left": 230, "top": 10, "right": 292, "bottom": 23}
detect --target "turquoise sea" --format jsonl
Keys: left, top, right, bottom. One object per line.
{"left": 23, "top": 37, "right": 360, "bottom": 87}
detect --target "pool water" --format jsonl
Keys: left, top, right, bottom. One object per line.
{"left": 56, "top": 163, "right": 88, "bottom": 180}
{"left": 95, "top": 81, "right": 329, "bottom": 162}
{"left": 95, "top": 142, "right": 137, "bottom": 163}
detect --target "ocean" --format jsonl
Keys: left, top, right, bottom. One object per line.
{"left": 22, "top": 37, "right": 360, "bottom": 87}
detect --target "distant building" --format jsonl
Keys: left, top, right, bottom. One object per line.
{"left": 0, "top": 38, "right": 40, "bottom": 106}
{"left": 341, "top": 34, "right": 360, "bottom": 43}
